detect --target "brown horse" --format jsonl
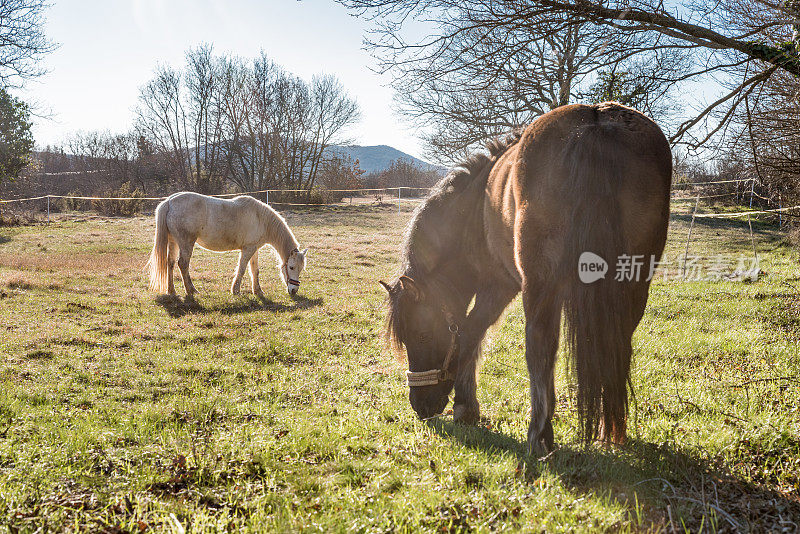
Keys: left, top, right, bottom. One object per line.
{"left": 381, "top": 103, "right": 671, "bottom": 454}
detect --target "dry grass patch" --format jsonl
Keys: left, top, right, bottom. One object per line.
{"left": 2, "top": 274, "right": 34, "bottom": 290}
{"left": 0, "top": 252, "right": 146, "bottom": 275}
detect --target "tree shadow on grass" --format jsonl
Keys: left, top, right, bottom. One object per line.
{"left": 427, "top": 419, "right": 799, "bottom": 532}
{"left": 155, "top": 293, "right": 323, "bottom": 318}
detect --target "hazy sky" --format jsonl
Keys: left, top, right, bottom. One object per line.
{"left": 19, "top": 0, "right": 427, "bottom": 158}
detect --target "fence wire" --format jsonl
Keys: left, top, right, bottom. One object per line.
{"left": 0, "top": 180, "right": 795, "bottom": 226}
{"left": 0, "top": 187, "right": 432, "bottom": 205}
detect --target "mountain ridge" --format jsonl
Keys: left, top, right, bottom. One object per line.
{"left": 31, "top": 143, "right": 448, "bottom": 176}
{"left": 325, "top": 144, "right": 446, "bottom": 174}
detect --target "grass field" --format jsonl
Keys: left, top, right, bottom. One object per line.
{"left": 0, "top": 201, "right": 798, "bottom": 532}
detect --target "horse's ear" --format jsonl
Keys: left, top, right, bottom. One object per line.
{"left": 300, "top": 248, "right": 309, "bottom": 257}
{"left": 379, "top": 280, "right": 394, "bottom": 294}
{"left": 398, "top": 275, "right": 421, "bottom": 301}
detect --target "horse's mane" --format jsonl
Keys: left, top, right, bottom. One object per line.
{"left": 386, "top": 130, "right": 523, "bottom": 351}
{"left": 241, "top": 196, "right": 299, "bottom": 260}
{"left": 423, "top": 130, "right": 523, "bottom": 206}
{"left": 400, "top": 130, "right": 523, "bottom": 274}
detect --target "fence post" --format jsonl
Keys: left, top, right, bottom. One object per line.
{"left": 398, "top": 187, "right": 401, "bottom": 213}
{"left": 265, "top": 190, "right": 269, "bottom": 205}
{"left": 779, "top": 194, "right": 783, "bottom": 229}
{"left": 682, "top": 193, "right": 700, "bottom": 279}
{"left": 749, "top": 179, "right": 754, "bottom": 209}
{"left": 47, "top": 196, "right": 50, "bottom": 224}
{"left": 746, "top": 213, "right": 758, "bottom": 268}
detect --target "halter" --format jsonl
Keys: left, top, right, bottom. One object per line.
{"left": 283, "top": 248, "right": 301, "bottom": 287}
{"left": 406, "top": 306, "right": 460, "bottom": 387}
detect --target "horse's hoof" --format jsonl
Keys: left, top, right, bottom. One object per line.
{"left": 453, "top": 403, "right": 480, "bottom": 425}
{"left": 528, "top": 420, "right": 555, "bottom": 457}
{"left": 529, "top": 438, "right": 554, "bottom": 457}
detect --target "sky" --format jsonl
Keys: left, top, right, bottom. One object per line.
{"left": 19, "top": 0, "right": 427, "bottom": 159}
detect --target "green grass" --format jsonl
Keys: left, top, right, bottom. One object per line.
{"left": 0, "top": 203, "right": 798, "bottom": 532}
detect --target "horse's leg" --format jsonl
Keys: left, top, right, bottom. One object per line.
{"left": 453, "top": 285, "right": 518, "bottom": 424}
{"left": 167, "top": 237, "right": 178, "bottom": 296}
{"left": 231, "top": 246, "right": 257, "bottom": 295}
{"left": 176, "top": 238, "right": 198, "bottom": 297}
{"left": 248, "top": 251, "right": 263, "bottom": 297}
{"left": 523, "top": 286, "right": 562, "bottom": 456}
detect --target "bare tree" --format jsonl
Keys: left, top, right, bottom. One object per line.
{"left": 317, "top": 153, "right": 365, "bottom": 201}
{"left": 304, "top": 74, "right": 362, "bottom": 191}
{"left": 339, "top": 0, "right": 687, "bottom": 161}
{"left": 340, "top": 0, "right": 798, "bottom": 156}
{"left": 136, "top": 46, "right": 228, "bottom": 193}
{"left": 725, "top": 69, "right": 800, "bottom": 205}
{"left": 366, "top": 158, "right": 441, "bottom": 190}
{"left": 64, "top": 130, "right": 168, "bottom": 194}
{"left": 185, "top": 45, "right": 227, "bottom": 192}
{"left": 280, "top": 75, "right": 314, "bottom": 190}
{"left": 218, "top": 56, "right": 257, "bottom": 191}
{"left": 230, "top": 64, "right": 359, "bottom": 194}
{"left": 4, "top": 130, "right": 171, "bottom": 205}
{"left": 136, "top": 64, "right": 192, "bottom": 188}
{"left": 137, "top": 46, "right": 360, "bottom": 195}
{"left": 222, "top": 53, "right": 285, "bottom": 192}
{"left": 0, "top": 0, "right": 54, "bottom": 86}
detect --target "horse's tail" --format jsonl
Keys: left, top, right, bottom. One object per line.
{"left": 559, "top": 122, "right": 635, "bottom": 444}
{"left": 147, "top": 199, "right": 171, "bottom": 293}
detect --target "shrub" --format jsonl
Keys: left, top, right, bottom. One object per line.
{"left": 267, "top": 189, "right": 328, "bottom": 206}
{"left": 788, "top": 224, "right": 800, "bottom": 247}
{"left": 92, "top": 182, "right": 144, "bottom": 216}
{"left": 60, "top": 190, "right": 88, "bottom": 212}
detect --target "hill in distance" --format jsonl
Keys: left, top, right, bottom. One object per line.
{"left": 326, "top": 144, "right": 447, "bottom": 175}
{"left": 30, "top": 143, "right": 448, "bottom": 177}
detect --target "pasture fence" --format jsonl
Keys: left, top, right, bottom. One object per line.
{"left": 1, "top": 180, "right": 797, "bottom": 229}
{"left": 0, "top": 186, "right": 434, "bottom": 222}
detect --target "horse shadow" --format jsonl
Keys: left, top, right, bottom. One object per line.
{"left": 427, "top": 419, "right": 798, "bottom": 531}
{"left": 155, "top": 293, "right": 323, "bottom": 318}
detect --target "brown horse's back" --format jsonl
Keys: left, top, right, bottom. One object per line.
{"left": 486, "top": 103, "right": 671, "bottom": 273}
{"left": 485, "top": 103, "right": 671, "bottom": 447}
{"left": 506, "top": 103, "right": 672, "bottom": 287}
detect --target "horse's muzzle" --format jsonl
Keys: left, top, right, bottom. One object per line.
{"left": 410, "top": 387, "right": 449, "bottom": 420}
{"left": 287, "top": 278, "right": 300, "bottom": 296}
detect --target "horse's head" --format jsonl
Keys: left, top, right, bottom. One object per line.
{"left": 282, "top": 248, "right": 308, "bottom": 295}
{"left": 381, "top": 275, "right": 458, "bottom": 419}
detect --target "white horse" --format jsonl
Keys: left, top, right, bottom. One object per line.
{"left": 147, "top": 192, "right": 308, "bottom": 297}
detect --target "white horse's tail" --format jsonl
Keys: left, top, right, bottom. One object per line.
{"left": 148, "top": 199, "right": 171, "bottom": 293}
